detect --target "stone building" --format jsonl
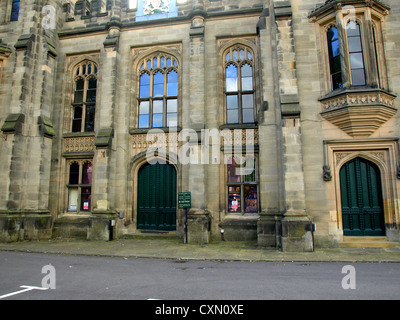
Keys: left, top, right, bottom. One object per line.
{"left": 0, "top": 0, "right": 399, "bottom": 251}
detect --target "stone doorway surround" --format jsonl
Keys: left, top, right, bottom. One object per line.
{"left": 323, "top": 138, "right": 400, "bottom": 243}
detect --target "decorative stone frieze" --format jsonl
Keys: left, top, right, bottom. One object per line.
{"left": 63, "top": 136, "right": 95, "bottom": 153}
{"left": 320, "top": 89, "right": 397, "bottom": 137}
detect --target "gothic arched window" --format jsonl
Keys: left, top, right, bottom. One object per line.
{"left": 224, "top": 46, "right": 255, "bottom": 124}
{"left": 137, "top": 53, "right": 179, "bottom": 129}
{"left": 72, "top": 61, "right": 98, "bottom": 132}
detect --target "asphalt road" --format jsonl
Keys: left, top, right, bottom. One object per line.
{"left": 0, "top": 251, "right": 399, "bottom": 301}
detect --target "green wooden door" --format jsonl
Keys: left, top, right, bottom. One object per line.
{"left": 340, "top": 157, "right": 385, "bottom": 236}
{"left": 137, "top": 162, "right": 177, "bottom": 231}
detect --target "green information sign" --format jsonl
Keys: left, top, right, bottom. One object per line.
{"left": 178, "top": 192, "right": 191, "bottom": 209}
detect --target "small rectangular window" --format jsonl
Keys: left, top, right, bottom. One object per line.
{"left": 10, "top": 0, "right": 20, "bottom": 22}
{"left": 67, "top": 161, "right": 93, "bottom": 212}
{"left": 227, "top": 156, "right": 258, "bottom": 213}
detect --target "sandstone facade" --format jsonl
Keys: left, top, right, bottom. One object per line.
{"left": 0, "top": 0, "right": 399, "bottom": 251}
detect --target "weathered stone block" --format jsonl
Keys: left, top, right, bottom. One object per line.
{"left": 184, "top": 209, "right": 211, "bottom": 244}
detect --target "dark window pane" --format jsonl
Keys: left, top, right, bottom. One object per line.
{"left": 243, "top": 157, "right": 256, "bottom": 182}
{"left": 351, "top": 69, "right": 366, "bottom": 86}
{"left": 349, "top": 52, "right": 364, "bottom": 69}
{"left": 242, "top": 108, "right": 254, "bottom": 124}
{"left": 226, "top": 65, "right": 238, "bottom": 92}
{"left": 227, "top": 157, "right": 241, "bottom": 183}
{"left": 10, "top": 0, "right": 20, "bottom": 21}
{"left": 139, "top": 101, "right": 149, "bottom": 115}
{"left": 139, "top": 115, "right": 149, "bottom": 128}
{"left": 227, "top": 110, "right": 239, "bottom": 124}
{"left": 153, "top": 72, "right": 164, "bottom": 97}
{"left": 240, "top": 49, "right": 245, "bottom": 60}
{"left": 331, "top": 72, "right": 344, "bottom": 90}
{"left": 140, "top": 73, "right": 150, "bottom": 98}
{"left": 74, "top": 79, "right": 84, "bottom": 103}
{"left": 69, "top": 163, "right": 80, "bottom": 185}
{"left": 152, "top": 113, "right": 163, "bottom": 128}
{"left": 82, "top": 162, "right": 92, "bottom": 185}
{"left": 244, "top": 185, "right": 258, "bottom": 213}
{"left": 226, "top": 95, "right": 238, "bottom": 110}
{"left": 81, "top": 187, "right": 91, "bottom": 211}
{"left": 242, "top": 94, "right": 254, "bottom": 109}
{"left": 152, "top": 100, "right": 164, "bottom": 128}
{"left": 86, "top": 78, "right": 97, "bottom": 102}
{"left": 327, "top": 27, "right": 343, "bottom": 90}
{"left": 167, "top": 113, "right": 177, "bottom": 127}
{"left": 72, "top": 106, "right": 82, "bottom": 132}
{"left": 153, "top": 100, "right": 163, "bottom": 114}
{"left": 167, "top": 99, "right": 177, "bottom": 127}
{"left": 232, "top": 50, "right": 238, "bottom": 61}
{"left": 167, "top": 71, "right": 178, "bottom": 96}
{"left": 167, "top": 99, "right": 177, "bottom": 113}
{"left": 348, "top": 36, "right": 362, "bottom": 53}
{"left": 228, "top": 186, "right": 241, "bottom": 212}
{"left": 241, "top": 64, "right": 253, "bottom": 78}
{"left": 347, "top": 21, "right": 360, "bottom": 37}
{"left": 85, "top": 105, "right": 95, "bottom": 132}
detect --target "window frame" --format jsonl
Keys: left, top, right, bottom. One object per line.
{"left": 318, "top": 6, "right": 389, "bottom": 93}
{"left": 10, "top": 0, "right": 20, "bottom": 22}
{"left": 226, "top": 155, "right": 259, "bottom": 214}
{"left": 71, "top": 61, "right": 98, "bottom": 133}
{"left": 136, "top": 53, "right": 180, "bottom": 129}
{"left": 223, "top": 46, "right": 256, "bottom": 125}
{"left": 67, "top": 160, "right": 93, "bottom": 213}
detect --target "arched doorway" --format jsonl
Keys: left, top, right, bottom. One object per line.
{"left": 137, "top": 161, "right": 177, "bottom": 231}
{"left": 339, "top": 157, "right": 385, "bottom": 236}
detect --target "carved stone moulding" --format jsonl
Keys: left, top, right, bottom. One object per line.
{"left": 320, "top": 89, "right": 397, "bottom": 138}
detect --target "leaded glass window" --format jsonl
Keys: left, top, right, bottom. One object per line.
{"left": 137, "top": 53, "right": 179, "bottom": 128}
{"left": 224, "top": 46, "right": 255, "bottom": 124}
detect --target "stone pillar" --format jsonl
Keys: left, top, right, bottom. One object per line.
{"left": 274, "top": 0, "right": 313, "bottom": 252}
{"left": 88, "top": 25, "right": 120, "bottom": 239}
{"left": 256, "top": 3, "right": 286, "bottom": 247}
{"left": 0, "top": 0, "right": 62, "bottom": 241}
{"left": 181, "top": 14, "right": 209, "bottom": 243}
{"left": 257, "top": 1, "right": 314, "bottom": 251}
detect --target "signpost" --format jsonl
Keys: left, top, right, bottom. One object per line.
{"left": 178, "top": 192, "right": 191, "bottom": 243}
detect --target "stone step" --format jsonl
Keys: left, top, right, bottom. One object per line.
{"left": 121, "top": 230, "right": 177, "bottom": 240}
{"left": 339, "top": 236, "right": 399, "bottom": 248}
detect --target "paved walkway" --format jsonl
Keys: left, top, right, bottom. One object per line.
{"left": 1, "top": 238, "right": 400, "bottom": 262}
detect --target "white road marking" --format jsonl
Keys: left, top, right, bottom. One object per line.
{"left": 0, "top": 286, "right": 48, "bottom": 299}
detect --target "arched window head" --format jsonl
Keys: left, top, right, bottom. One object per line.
{"left": 137, "top": 52, "right": 179, "bottom": 129}
{"left": 71, "top": 60, "right": 98, "bottom": 133}
{"left": 224, "top": 45, "right": 255, "bottom": 124}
